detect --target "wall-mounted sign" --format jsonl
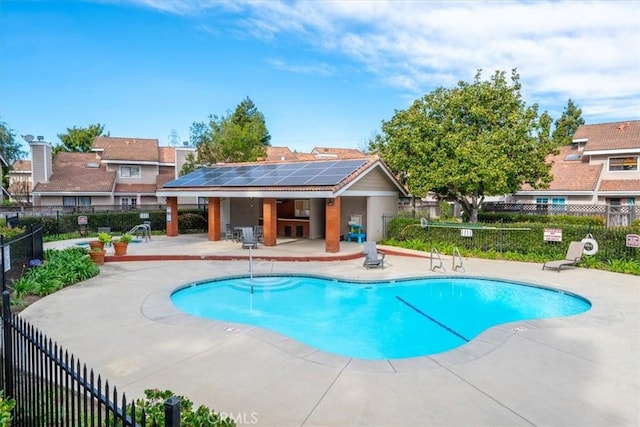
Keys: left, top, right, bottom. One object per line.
{"left": 544, "top": 228, "right": 562, "bottom": 242}
{"left": 626, "top": 234, "right": 640, "bottom": 248}
{"left": 166, "top": 207, "right": 172, "bottom": 223}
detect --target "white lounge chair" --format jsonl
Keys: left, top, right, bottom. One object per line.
{"left": 363, "top": 241, "right": 385, "bottom": 269}
{"left": 542, "top": 241, "right": 585, "bottom": 272}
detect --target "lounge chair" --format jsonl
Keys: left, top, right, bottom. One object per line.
{"left": 363, "top": 241, "right": 385, "bottom": 269}
{"left": 542, "top": 241, "right": 585, "bottom": 272}
{"left": 241, "top": 227, "right": 258, "bottom": 249}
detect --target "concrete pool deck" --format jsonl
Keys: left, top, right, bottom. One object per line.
{"left": 23, "top": 235, "right": 640, "bottom": 426}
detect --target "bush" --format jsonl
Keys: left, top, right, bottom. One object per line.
{"left": 131, "top": 389, "right": 236, "bottom": 426}
{"left": 178, "top": 213, "right": 207, "bottom": 233}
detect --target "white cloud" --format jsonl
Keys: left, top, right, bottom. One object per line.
{"left": 129, "top": 0, "right": 640, "bottom": 120}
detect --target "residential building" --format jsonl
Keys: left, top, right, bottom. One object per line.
{"left": 7, "top": 159, "right": 32, "bottom": 205}
{"left": 30, "top": 137, "right": 195, "bottom": 209}
{"left": 511, "top": 119, "right": 640, "bottom": 224}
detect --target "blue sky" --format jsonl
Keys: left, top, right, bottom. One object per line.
{"left": 1, "top": 0, "right": 639, "bottom": 156}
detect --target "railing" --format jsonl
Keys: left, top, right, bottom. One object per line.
{"left": 1, "top": 291, "right": 181, "bottom": 426}
{"left": 452, "top": 247, "right": 464, "bottom": 272}
{"left": 1, "top": 223, "right": 44, "bottom": 290}
{"left": 429, "top": 248, "right": 445, "bottom": 272}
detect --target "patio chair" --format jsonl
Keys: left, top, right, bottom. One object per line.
{"left": 224, "top": 224, "right": 234, "bottom": 241}
{"left": 241, "top": 227, "right": 258, "bottom": 249}
{"left": 254, "top": 225, "right": 264, "bottom": 242}
{"left": 363, "top": 241, "right": 385, "bottom": 269}
{"left": 542, "top": 241, "right": 585, "bottom": 272}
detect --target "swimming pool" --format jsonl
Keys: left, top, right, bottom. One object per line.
{"left": 171, "top": 275, "right": 591, "bottom": 360}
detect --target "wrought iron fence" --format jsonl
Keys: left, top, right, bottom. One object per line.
{"left": 1, "top": 292, "right": 180, "bottom": 426}
{"left": 1, "top": 223, "right": 45, "bottom": 290}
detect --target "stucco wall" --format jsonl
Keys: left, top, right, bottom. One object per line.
{"left": 309, "top": 198, "right": 325, "bottom": 239}
{"left": 367, "top": 195, "right": 399, "bottom": 241}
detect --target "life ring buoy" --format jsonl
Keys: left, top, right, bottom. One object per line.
{"left": 581, "top": 236, "right": 599, "bottom": 256}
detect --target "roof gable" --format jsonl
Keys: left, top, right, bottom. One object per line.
{"left": 575, "top": 120, "right": 640, "bottom": 152}
{"left": 92, "top": 136, "right": 160, "bottom": 162}
{"left": 32, "top": 152, "right": 116, "bottom": 193}
{"left": 520, "top": 146, "right": 602, "bottom": 192}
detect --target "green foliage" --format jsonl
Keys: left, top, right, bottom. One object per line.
{"left": 0, "top": 392, "right": 15, "bottom": 427}
{"left": 552, "top": 99, "right": 585, "bottom": 145}
{"left": 182, "top": 97, "right": 270, "bottom": 174}
{"left": 10, "top": 247, "right": 99, "bottom": 302}
{"left": 0, "top": 120, "right": 28, "bottom": 165}
{"left": 0, "top": 225, "right": 26, "bottom": 240}
{"left": 118, "top": 233, "right": 132, "bottom": 243}
{"left": 130, "top": 389, "right": 236, "bottom": 426}
{"left": 439, "top": 200, "right": 452, "bottom": 219}
{"left": 479, "top": 212, "right": 605, "bottom": 226}
{"left": 54, "top": 123, "right": 107, "bottom": 154}
{"left": 370, "top": 69, "right": 557, "bottom": 223}
{"left": 384, "top": 216, "right": 639, "bottom": 275}
{"left": 178, "top": 212, "right": 207, "bottom": 232}
{"left": 97, "top": 232, "right": 112, "bottom": 244}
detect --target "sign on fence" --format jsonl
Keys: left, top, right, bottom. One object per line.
{"left": 77, "top": 215, "right": 88, "bottom": 225}
{"left": 626, "top": 234, "right": 640, "bottom": 248}
{"left": 543, "top": 228, "right": 562, "bottom": 242}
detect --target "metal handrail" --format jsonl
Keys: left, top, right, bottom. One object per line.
{"left": 452, "top": 247, "right": 464, "bottom": 272}
{"left": 430, "top": 247, "right": 445, "bottom": 272}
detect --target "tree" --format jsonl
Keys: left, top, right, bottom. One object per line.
{"left": 0, "top": 121, "right": 28, "bottom": 196}
{"left": 0, "top": 121, "right": 27, "bottom": 165}
{"left": 369, "top": 69, "right": 557, "bottom": 223}
{"left": 552, "top": 99, "right": 585, "bottom": 145}
{"left": 55, "top": 123, "right": 107, "bottom": 154}
{"left": 181, "top": 97, "right": 271, "bottom": 175}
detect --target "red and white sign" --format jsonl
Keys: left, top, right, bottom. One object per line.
{"left": 543, "top": 228, "right": 562, "bottom": 242}
{"left": 626, "top": 234, "right": 640, "bottom": 248}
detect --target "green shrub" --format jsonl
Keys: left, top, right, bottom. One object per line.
{"left": 0, "top": 392, "right": 15, "bottom": 427}
{"left": 178, "top": 213, "right": 207, "bottom": 232}
{"left": 131, "top": 389, "right": 236, "bottom": 426}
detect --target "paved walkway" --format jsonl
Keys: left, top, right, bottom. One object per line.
{"left": 23, "top": 235, "right": 640, "bottom": 426}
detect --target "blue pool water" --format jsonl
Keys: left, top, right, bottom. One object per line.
{"left": 171, "top": 276, "right": 590, "bottom": 359}
{"left": 76, "top": 239, "right": 143, "bottom": 246}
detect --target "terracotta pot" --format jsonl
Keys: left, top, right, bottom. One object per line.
{"left": 89, "top": 249, "right": 106, "bottom": 265}
{"left": 113, "top": 241, "right": 128, "bottom": 256}
{"left": 89, "top": 240, "right": 104, "bottom": 251}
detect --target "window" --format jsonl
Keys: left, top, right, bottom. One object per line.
{"left": 551, "top": 197, "right": 566, "bottom": 212}
{"left": 120, "top": 165, "right": 141, "bottom": 178}
{"left": 294, "top": 199, "right": 310, "bottom": 217}
{"left": 63, "top": 196, "right": 91, "bottom": 207}
{"left": 121, "top": 197, "right": 137, "bottom": 207}
{"left": 535, "top": 197, "right": 549, "bottom": 204}
{"left": 609, "top": 157, "right": 638, "bottom": 171}
{"left": 198, "top": 197, "right": 208, "bottom": 209}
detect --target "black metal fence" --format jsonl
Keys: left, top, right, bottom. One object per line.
{"left": 4, "top": 204, "right": 208, "bottom": 238}
{"left": 1, "top": 223, "right": 45, "bottom": 291}
{"left": 1, "top": 292, "right": 181, "bottom": 426}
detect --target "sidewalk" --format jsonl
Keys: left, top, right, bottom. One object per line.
{"left": 26, "top": 235, "right": 640, "bottom": 426}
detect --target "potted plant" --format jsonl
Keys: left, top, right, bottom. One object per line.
{"left": 88, "top": 247, "right": 106, "bottom": 265}
{"left": 113, "top": 233, "right": 132, "bottom": 256}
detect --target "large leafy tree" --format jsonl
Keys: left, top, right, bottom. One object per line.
{"left": 181, "top": 97, "right": 271, "bottom": 175}
{"left": 0, "top": 121, "right": 28, "bottom": 164}
{"left": 55, "top": 123, "right": 107, "bottom": 154}
{"left": 552, "top": 99, "right": 585, "bottom": 145}
{"left": 370, "top": 69, "right": 556, "bottom": 222}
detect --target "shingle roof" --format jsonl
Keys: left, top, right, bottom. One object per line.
{"left": 93, "top": 137, "right": 160, "bottom": 162}
{"left": 576, "top": 120, "right": 640, "bottom": 151}
{"left": 10, "top": 160, "right": 31, "bottom": 172}
{"left": 158, "top": 147, "right": 175, "bottom": 164}
{"left": 32, "top": 152, "right": 116, "bottom": 193}
{"left": 114, "top": 183, "right": 159, "bottom": 194}
{"left": 598, "top": 179, "right": 640, "bottom": 192}
{"left": 520, "top": 146, "right": 602, "bottom": 191}
{"left": 265, "top": 146, "right": 298, "bottom": 161}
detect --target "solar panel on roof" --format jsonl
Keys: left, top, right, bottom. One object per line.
{"left": 163, "top": 159, "right": 369, "bottom": 188}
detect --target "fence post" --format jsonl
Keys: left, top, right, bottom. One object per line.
{"left": 2, "top": 291, "right": 14, "bottom": 402}
{"left": 1, "top": 235, "right": 5, "bottom": 293}
{"left": 164, "top": 396, "right": 181, "bottom": 427}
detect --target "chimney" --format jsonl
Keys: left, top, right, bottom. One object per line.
{"left": 30, "top": 140, "right": 53, "bottom": 184}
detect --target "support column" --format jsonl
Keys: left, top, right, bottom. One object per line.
{"left": 208, "top": 197, "right": 221, "bottom": 241}
{"left": 262, "top": 198, "right": 277, "bottom": 247}
{"left": 325, "top": 197, "right": 341, "bottom": 253}
{"left": 166, "top": 196, "right": 178, "bottom": 237}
